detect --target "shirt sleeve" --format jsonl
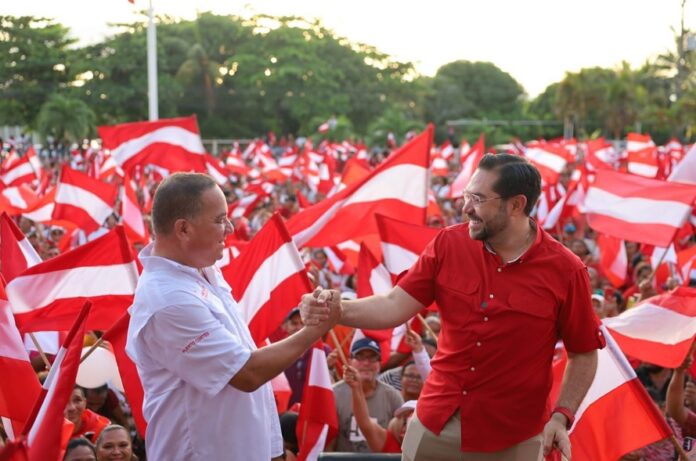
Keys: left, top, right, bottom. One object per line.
{"left": 144, "top": 303, "right": 252, "bottom": 397}
{"left": 412, "top": 348, "right": 431, "bottom": 380}
{"left": 557, "top": 267, "right": 606, "bottom": 353}
{"left": 397, "top": 232, "right": 441, "bottom": 307}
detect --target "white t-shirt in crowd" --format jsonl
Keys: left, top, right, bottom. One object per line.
{"left": 126, "top": 244, "right": 283, "bottom": 461}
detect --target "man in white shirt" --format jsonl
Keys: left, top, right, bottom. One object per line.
{"left": 126, "top": 173, "right": 339, "bottom": 461}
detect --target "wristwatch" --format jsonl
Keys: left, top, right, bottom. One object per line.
{"left": 551, "top": 406, "right": 575, "bottom": 430}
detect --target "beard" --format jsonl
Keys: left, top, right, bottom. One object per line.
{"left": 467, "top": 206, "right": 509, "bottom": 241}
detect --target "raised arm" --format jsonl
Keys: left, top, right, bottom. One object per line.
{"left": 343, "top": 365, "right": 387, "bottom": 452}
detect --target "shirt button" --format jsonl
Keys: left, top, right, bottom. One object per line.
{"left": 489, "top": 294, "right": 494, "bottom": 299}
{"left": 476, "top": 341, "right": 482, "bottom": 347}
{"left": 483, "top": 316, "right": 489, "bottom": 322}
{"left": 462, "top": 390, "right": 467, "bottom": 395}
{"left": 470, "top": 366, "right": 476, "bottom": 371}
{"left": 497, "top": 268, "right": 502, "bottom": 272}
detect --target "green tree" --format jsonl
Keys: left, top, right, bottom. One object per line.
{"left": 0, "top": 16, "right": 77, "bottom": 128}
{"left": 176, "top": 43, "right": 221, "bottom": 116}
{"left": 35, "top": 94, "right": 96, "bottom": 143}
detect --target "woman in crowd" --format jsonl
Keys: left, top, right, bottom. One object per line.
{"left": 65, "top": 386, "right": 110, "bottom": 443}
{"left": 95, "top": 425, "right": 135, "bottom": 461}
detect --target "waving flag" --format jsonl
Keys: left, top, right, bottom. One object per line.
{"left": 524, "top": 143, "right": 573, "bottom": 185}
{"left": 0, "top": 213, "right": 42, "bottom": 282}
{"left": 555, "top": 326, "right": 672, "bottom": 461}
{"left": 584, "top": 170, "right": 696, "bottom": 247}
{"left": 287, "top": 125, "right": 432, "bottom": 248}
{"left": 53, "top": 167, "right": 118, "bottom": 234}
{"left": 121, "top": 180, "right": 150, "bottom": 245}
{"left": 223, "top": 213, "right": 312, "bottom": 345}
{"left": 596, "top": 234, "right": 627, "bottom": 288}
{"left": 296, "top": 342, "right": 338, "bottom": 461}
{"left": 603, "top": 288, "right": 696, "bottom": 368}
{"left": 0, "top": 185, "right": 39, "bottom": 216}
{"left": 0, "top": 281, "right": 41, "bottom": 440}
{"left": 0, "top": 147, "right": 41, "bottom": 187}
{"left": 627, "top": 147, "right": 659, "bottom": 178}
{"left": 98, "top": 116, "right": 207, "bottom": 174}
{"left": 7, "top": 226, "right": 138, "bottom": 334}
{"left": 375, "top": 214, "right": 439, "bottom": 278}
{"left": 449, "top": 134, "right": 484, "bottom": 199}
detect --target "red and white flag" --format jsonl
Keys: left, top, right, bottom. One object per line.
{"left": 627, "top": 147, "right": 659, "bottom": 178}
{"left": 296, "top": 342, "right": 338, "bottom": 461}
{"left": 98, "top": 116, "right": 207, "bottom": 174}
{"left": 7, "top": 226, "right": 138, "bottom": 334}
{"left": 596, "top": 234, "right": 627, "bottom": 289}
{"left": 21, "top": 189, "right": 56, "bottom": 224}
{"left": 0, "top": 213, "right": 42, "bottom": 282}
{"left": 603, "top": 288, "right": 696, "bottom": 368}
{"left": 0, "top": 185, "right": 39, "bottom": 216}
{"left": 287, "top": 125, "right": 432, "bottom": 248}
{"left": 375, "top": 214, "right": 439, "bottom": 278}
{"left": 204, "top": 153, "right": 230, "bottom": 186}
{"left": 121, "top": 180, "right": 150, "bottom": 245}
{"left": 669, "top": 143, "right": 696, "bottom": 185}
{"left": 584, "top": 138, "right": 617, "bottom": 171}
{"left": 24, "top": 302, "right": 91, "bottom": 461}
{"left": 429, "top": 150, "right": 449, "bottom": 177}
{"left": 449, "top": 134, "right": 484, "bottom": 199}
{"left": 584, "top": 170, "right": 696, "bottom": 247}
{"left": 626, "top": 132, "right": 655, "bottom": 154}
{"left": 524, "top": 143, "right": 573, "bottom": 185}
{"left": 223, "top": 213, "right": 312, "bottom": 345}
{"left": 0, "top": 281, "right": 41, "bottom": 440}
{"left": 323, "top": 246, "right": 354, "bottom": 275}
{"left": 53, "top": 167, "right": 118, "bottom": 234}
{"left": 0, "top": 147, "right": 42, "bottom": 187}
{"left": 556, "top": 326, "right": 672, "bottom": 460}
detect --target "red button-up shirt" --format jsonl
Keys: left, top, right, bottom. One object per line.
{"left": 398, "top": 223, "right": 605, "bottom": 452}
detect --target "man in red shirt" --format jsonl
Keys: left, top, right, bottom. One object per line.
{"left": 301, "top": 154, "right": 605, "bottom": 461}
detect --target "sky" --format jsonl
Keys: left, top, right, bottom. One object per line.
{"left": 4, "top": 0, "right": 695, "bottom": 97}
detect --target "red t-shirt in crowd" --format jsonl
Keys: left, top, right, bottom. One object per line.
{"left": 381, "top": 431, "right": 401, "bottom": 453}
{"left": 72, "top": 408, "right": 110, "bottom": 443}
{"left": 398, "top": 222, "right": 605, "bottom": 452}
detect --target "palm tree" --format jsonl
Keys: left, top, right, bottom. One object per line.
{"left": 35, "top": 95, "right": 96, "bottom": 144}
{"left": 176, "top": 43, "right": 221, "bottom": 116}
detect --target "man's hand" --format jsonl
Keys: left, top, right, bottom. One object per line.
{"left": 343, "top": 365, "right": 362, "bottom": 391}
{"left": 543, "top": 414, "right": 571, "bottom": 460}
{"left": 300, "top": 288, "right": 335, "bottom": 326}
{"left": 404, "top": 329, "right": 423, "bottom": 353}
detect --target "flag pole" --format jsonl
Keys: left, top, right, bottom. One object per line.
{"left": 79, "top": 336, "right": 105, "bottom": 364}
{"left": 28, "top": 333, "right": 51, "bottom": 371}
{"left": 328, "top": 329, "right": 348, "bottom": 366}
{"left": 147, "top": 0, "right": 158, "bottom": 121}
{"left": 417, "top": 313, "right": 438, "bottom": 345}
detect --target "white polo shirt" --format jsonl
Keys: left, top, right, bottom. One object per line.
{"left": 126, "top": 245, "right": 283, "bottom": 460}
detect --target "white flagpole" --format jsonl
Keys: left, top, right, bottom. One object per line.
{"left": 147, "top": 0, "right": 158, "bottom": 121}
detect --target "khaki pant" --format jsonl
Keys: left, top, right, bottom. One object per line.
{"left": 402, "top": 411, "right": 544, "bottom": 461}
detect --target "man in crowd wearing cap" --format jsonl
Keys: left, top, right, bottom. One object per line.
{"left": 302, "top": 154, "right": 604, "bottom": 461}
{"left": 332, "top": 337, "right": 403, "bottom": 453}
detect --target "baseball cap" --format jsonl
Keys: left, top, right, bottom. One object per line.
{"left": 350, "top": 337, "right": 381, "bottom": 356}
{"left": 285, "top": 307, "right": 301, "bottom": 322}
{"left": 394, "top": 400, "right": 417, "bottom": 418}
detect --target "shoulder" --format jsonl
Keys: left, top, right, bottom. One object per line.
{"left": 376, "top": 381, "right": 403, "bottom": 399}
{"left": 538, "top": 230, "right": 586, "bottom": 272}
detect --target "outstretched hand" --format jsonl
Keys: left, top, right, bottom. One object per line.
{"left": 299, "top": 288, "right": 342, "bottom": 329}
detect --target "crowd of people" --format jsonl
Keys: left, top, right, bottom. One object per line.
{"left": 0, "top": 131, "right": 695, "bottom": 460}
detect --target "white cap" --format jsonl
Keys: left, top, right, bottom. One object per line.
{"left": 394, "top": 400, "right": 417, "bottom": 417}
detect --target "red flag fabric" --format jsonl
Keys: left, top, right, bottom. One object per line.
{"left": 449, "top": 134, "right": 485, "bottom": 199}
{"left": 524, "top": 143, "right": 573, "bottom": 185}
{"left": 101, "top": 312, "right": 147, "bottom": 437}
{"left": 375, "top": 214, "right": 439, "bottom": 278}
{"left": 25, "top": 303, "right": 90, "bottom": 461}
{"left": 21, "top": 189, "right": 56, "bottom": 224}
{"left": 98, "top": 116, "right": 207, "bottom": 174}
{"left": 596, "top": 234, "right": 627, "bottom": 288}
{"left": 603, "top": 287, "right": 696, "bottom": 368}
{"left": 223, "top": 213, "right": 312, "bottom": 345}
{"left": 584, "top": 170, "right": 696, "bottom": 247}
{"left": 0, "top": 147, "right": 42, "bottom": 187}
{"left": 296, "top": 342, "right": 338, "bottom": 461}
{"left": 0, "top": 213, "right": 42, "bottom": 282}
{"left": 7, "top": 226, "right": 138, "bottom": 334}
{"left": 286, "top": 125, "right": 432, "bottom": 248}
{"left": 0, "top": 185, "right": 39, "bottom": 217}
{"left": 0, "top": 282, "right": 41, "bottom": 437}
{"left": 53, "top": 167, "right": 118, "bottom": 234}
{"left": 555, "top": 326, "right": 672, "bottom": 460}
{"left": 204, "top": 154, "right": 230, "bottom": 186}
{"left": 627, "top": 147, "right": 659, "bottom": 178}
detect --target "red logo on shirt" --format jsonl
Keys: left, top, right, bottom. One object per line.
{"left": 181, "top": 331, "right": 210, "bottom": 353}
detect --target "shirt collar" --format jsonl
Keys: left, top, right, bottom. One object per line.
{"left": 139, "top": 243, "right": 206, "bottom": 277}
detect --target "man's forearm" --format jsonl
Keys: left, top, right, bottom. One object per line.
{"left": 555, "top": 350, "right": 598, "bottom": 413}
{"left": 341, "top": 287, "right": 423, "bottom": 330}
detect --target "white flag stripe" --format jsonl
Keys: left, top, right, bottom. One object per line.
{"left": 112, "top": 126, "right": 205, "bottom": 166}
{"left": 122, "top": 191, "right": 146, "bottom": 236}
{"left": 292, "top": 198, "right": 349, "bottom": 248}
{"left": 585, "top": 188, "right": 692, "bottom": 226}
{"left": 18, "top": 239, "right": 42, "bottom": 267}
{"left": 28, "top": 345, "right": 66, "bottom": 444}
{"left": 56, "top": 183, "right": 114, "bottom": 225}
{"left": 2, "top": 162, "right": 35, "bottom": 185}
{"left": 206, "top": 162, "right": 228, "bottom": 185}
{"left": 337, "top": 240, "right": 360, "bottom": 253}
{"left": 0, "top": 303, "right": 30, "bottom": 360}
{"left": 343, "top": 165, "right": 427, "bottom": 207}
{"left": 7, "top": 263, "right": 139, "bottom": 313}
{"left": 603, "top": 304, "right": 696, "bottom": 344}
{"left": 306, "top": 425, "right": 329, "bottom": 460}
{"left": 236, "top": 242, "right": 305, "bottom": 323}
{"left": 571, "top": 327, "right": 635, "bottom": 430}
{"left": 23, "top": 203, "right": 54, "bottom": 222}
{"left": 669, "top": 144, "right": 696, "bottom": 184}
{"left": 369, "top": 265, "right": 393, "bottom": 295}
{"left": 382, "top": 242, "right": 419, "bottom": 275}
{"left": 608, "top": 243, "right": 627, "bottom": 277}
{"left": 307, "top": 348, "right": 332, "bottom": 389}
{"left": 525, "top": 148, "right": 567, "bottom": 172}
{"left": 3, "top": 188, "right": 28, "bottom": 209}
{"left": 627, "top": 163, "right": 659, "bottom": 177}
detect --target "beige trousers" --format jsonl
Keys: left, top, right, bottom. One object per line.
{"left": 401, "top": 411, "right": 544, "bottom": 461}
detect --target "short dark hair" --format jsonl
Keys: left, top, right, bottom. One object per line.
{"left": 151, "top": 173, "right": 217, "bottom": 236}
{"left": 64, "top": 438, "right": 96, "bottom": 459}
{"left": 400, "top": 360, "right": 416, "bottom": 377}
{"left": 477, "top": 153, "right": 541, "bottom": 215}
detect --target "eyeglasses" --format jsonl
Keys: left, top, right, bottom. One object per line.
{"left": 462, "top": 192, "right": 503, "bottom": 206}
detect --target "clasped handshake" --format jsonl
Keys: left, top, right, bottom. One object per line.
{"left": 299, "top": 287, "right": 343, "bottom": 330}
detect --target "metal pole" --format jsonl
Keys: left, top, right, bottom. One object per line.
{"left": 147, "top": 0, "right": 159, "bottom": 121}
